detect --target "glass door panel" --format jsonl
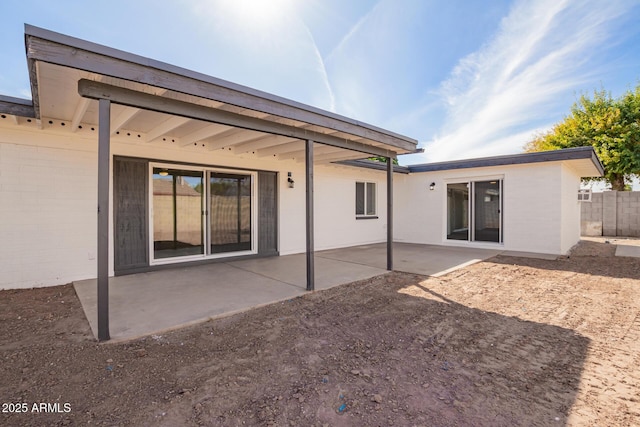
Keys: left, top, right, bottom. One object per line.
{"left": 473, "top": 180, "right": 501, "bottom": 242}
{"left": 152, "top": 168, "right": 204, "bottom": 259}
{"left": 209, "top": 172, "right": 252, "bottom": 254}
{"left": 447, "top": 183, "right": 469, "bottom": 240}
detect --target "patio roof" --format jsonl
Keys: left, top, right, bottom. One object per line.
{"left": 10, "top": 24, "right": 418, "bottom": 164}
{"left": 408, "top": 146, "right": 605, "bottom": 177}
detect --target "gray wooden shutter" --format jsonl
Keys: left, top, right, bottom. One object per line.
{"left": 114, "top": 157, "right": 148, "bottom": 272}
{"left": 258, "top": 171, "right": 278, "bottom": 255}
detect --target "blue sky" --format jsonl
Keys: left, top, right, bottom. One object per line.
{"left": 1, "top": 0, "right": 639, "bottom": 166}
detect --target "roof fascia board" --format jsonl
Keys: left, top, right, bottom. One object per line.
{"left": 409, "top": 147, "right": 604, "bottom": 176}
{"left": 0, "top": 95, "right": 36, "bottom": 117}
{"left": 25, "top": 25, "right": 417, "bottom": 151}
{"left": 335, "top": 159, "right": 410, "bottom": 174}
{"left": 78, "top": 79, "right": 397, "bottom": 158}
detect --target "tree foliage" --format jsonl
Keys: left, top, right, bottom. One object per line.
{"left": 524, "top": 84, "right": 640, "bottom": 190}
{"left": 368, "top": 156, "right": 399, "bottom": 165}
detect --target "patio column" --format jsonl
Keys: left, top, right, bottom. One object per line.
{"left": 387, "top": 157, "right": 393, "bottom": 271}
{"left": 97, "top": 98, "right": 111, "bottom": 341}
{"left": 305, "top": 139, "right": 315, "bottom": 291}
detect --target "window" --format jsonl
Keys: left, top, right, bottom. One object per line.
{"left": 356, "top": 182, "right": 376, "bottom": 217}
{"left": 578, "top": 189, "right": 592, "bottom": 202}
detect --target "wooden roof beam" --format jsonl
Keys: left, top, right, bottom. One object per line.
{"left": 231, "top": 134, "right": 294, "bottom": 154}
{"left": 78, "top": 79, "right": 398, "bottom": 158}
{"left": 180, "top": 123, "right": 233, "bottom": 147}
{"left": 145, "top": 116, "right": 190, "bottom": 142}
{"left": 279, "top": 146, "right": 341, "bottom": 161}
{"left": 110, "top": 106, "right": 140, "bottom": 136}
{"left": 255, "top": 139, "right": 303, "bottom": 157}
{"left": 303, "top": 151, "right": 367, "bottom": 164}
{"left": 70, "top": 97, "right": 90, "bottom": 132}
{"left": 206, "top": 129, "right": 265, "bottom": 151}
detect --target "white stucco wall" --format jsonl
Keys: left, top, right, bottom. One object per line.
{"left": 0, "top": 119, "right": 388, "bottom": 289}
{"left": 0, "top": 125, "right": 98, "bottom": 289}
{"left": 394, "top": 162, "right": 581, "bottom": 256}
{"left": 559, "top": 163, "right": 582, "bottom": 254}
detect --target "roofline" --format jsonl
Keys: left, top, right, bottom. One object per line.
{"left": 0, "top": 94, "right": 35, "bottom": 118}
{"left": 24, "top": 24, "right": 418, "bottom": 150}
{"left": 408, "top": 147, "right": 605, "bottom": 176}
{"left": 334, "top": 159, "right": 411, "bottom": 174}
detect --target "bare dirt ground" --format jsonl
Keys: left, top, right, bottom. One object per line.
{"left": 1, "top": 240, "right": 639, "bottom": 426}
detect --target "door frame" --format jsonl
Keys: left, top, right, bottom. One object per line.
{"left": 444, "top": 175, "right": 504, "bottom": 245}
{"left": 148, "top": 161, "right": 258, "bottom": 266}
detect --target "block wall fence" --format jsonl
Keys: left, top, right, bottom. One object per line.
{"left": 581, "top": 191, "right": 640, "bottom": 237}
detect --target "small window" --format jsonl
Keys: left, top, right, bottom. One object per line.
{"left": 356, "top": 182, "right": 376, "bottom": 217}
{"left": 578, "top": 189, "right": 592, "bottom": 202}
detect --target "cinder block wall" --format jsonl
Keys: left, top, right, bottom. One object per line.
{"left": 616, "top": 192, "right": 640, "bottom": 237}
{"left": 581, "top": 191, "right": 640, "bottom": 237}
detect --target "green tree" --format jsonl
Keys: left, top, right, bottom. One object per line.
{"left": 524, "top": 84, "right": 640, "bottom": 190}
{"left": 367, "top": 156, "right": 399, "bottom": 165}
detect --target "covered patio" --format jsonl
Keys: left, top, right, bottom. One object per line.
{"left": 74, "top": 243, "right": 502, "bottom": 341}
{"left": 21, "top": 25, "right": 420, "bottom": 341}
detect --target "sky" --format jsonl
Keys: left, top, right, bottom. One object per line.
{"left": 1, "top": 0, "right": 639, "bottom": 168}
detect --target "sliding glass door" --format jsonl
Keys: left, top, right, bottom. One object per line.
{"left": 473, "top": 180, "right": 501, "bottom": 243}
{"left": 152, "top": 168, "right": 204, "bottom": 259}
{"left": 151, "top": 164, "right": 255, "bottom": 263}
{"left": 447, "top": 180, "right": 502, "bottom": 244}
{"left": 209, "top": 172, "right": 252, "bottom": 254}
{"left": 446, "top": 183, "right": 470, "bottom": 240}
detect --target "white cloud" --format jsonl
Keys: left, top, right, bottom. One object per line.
{"left": 419, "top": 0, "right": 635, "bottom": 162}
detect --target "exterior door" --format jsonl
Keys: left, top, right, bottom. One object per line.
{"left": 208, "top": 172, "right": 252, "bottom": 254}
{"left": 152, "top": 167, "right": 204, "bottom": 260}
{"left": 447, "top": 180, "right": 502, "bottom": 243}
{"left": 473, "top": 180, "right": 501, "bottom": 243}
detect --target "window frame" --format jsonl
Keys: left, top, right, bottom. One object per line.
{"left": 444, "top": 176, "right": 504, "bottom": 244}
{"left": 355, "top": 181, "right": 378, "bottom": 219}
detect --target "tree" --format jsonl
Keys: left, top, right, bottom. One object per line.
{"left": 524, "top": 84, "right": 640, "bottom": 190}
{"left": 367, "top": 156, "right": 399, "bottom": 165}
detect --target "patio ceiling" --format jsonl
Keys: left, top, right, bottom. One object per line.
{"left": 17, "top": 25, "right": 418, "bottom": 164}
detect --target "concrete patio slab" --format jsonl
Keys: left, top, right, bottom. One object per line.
{"left": 74, "top": 262, "right": 306, "bottom": 342}
{"left": 616, "top": 244, "right": 640, "bottom": 258}
{"left": 317, "top": 242, "right": 502, "bottom": 277}
{"left": 229, "top": 254, "right": 386, "bottom": 291}
{"left": 500, "top": 250, "right": 559, "bottom": 260}
{"left": 74, "top": 242, "right": 503, "bottom": 342}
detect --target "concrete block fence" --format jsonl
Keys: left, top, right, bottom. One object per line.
{"left": 581, "top": 191, "right": 640, "bottom": 237}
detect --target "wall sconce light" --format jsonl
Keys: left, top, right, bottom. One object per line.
{"left": 287, "top": 172, "right": 295, "bottom": 188}
{"left": 429, "top": 182, "right": 436, "bottom": 191}
{"left": 159, "top": 169, "right": 169, "bottom": 177}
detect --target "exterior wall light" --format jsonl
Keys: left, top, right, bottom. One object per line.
{"left": 429, "top": 182, "right": 436, "bottom": 191}
{"left": 287, "top": 172, "right": 295, "bottom": 188}
{"left": 159, "top": 169, "right": 169, "bottom": 177}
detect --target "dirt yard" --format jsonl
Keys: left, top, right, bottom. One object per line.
{"left": 1, "top": 240, "right": 639, "bottom": 426}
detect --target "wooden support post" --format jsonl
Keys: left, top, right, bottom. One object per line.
{"left": 97, "top": 98, "right": 111, "bottom": 341}
{"left": 387, "top": 157, "right": 393, "bottom": 271}
{"left": 305, "top": 139, "right": 315, "bottom": 291}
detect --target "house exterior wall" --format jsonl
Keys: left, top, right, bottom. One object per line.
{"left": 394, "top": 162, "right": 579, "bottom": 255}
{"left": 0, "top": 120, "right": 387, "bottom": 289}
{"left": 0, "top": 127, "right": 98, "bottom": 289}
{"left": 559, "top": 163, "right": 582, "bottom": 254}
